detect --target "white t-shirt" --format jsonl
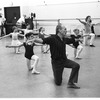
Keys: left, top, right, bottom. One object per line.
{"left": 17, "top": 16, "right": 25, "bottom": 24}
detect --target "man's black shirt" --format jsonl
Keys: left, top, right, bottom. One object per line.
{"left": 43, "top": 35, "right": 73, "bottom": 61}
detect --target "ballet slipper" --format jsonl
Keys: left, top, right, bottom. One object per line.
{"left": 32, "top": 69, "right": 40, "bottom": 74}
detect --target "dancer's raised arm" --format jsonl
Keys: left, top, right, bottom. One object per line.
{"left": 76, "top": 18, "right": 86, "bottom": 25}
{"left": 0, "top": 33, "right": 11, "bottom": 40}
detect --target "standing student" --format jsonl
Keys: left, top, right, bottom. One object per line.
{"left": 33, "top": 24, "right": 80, "bottom": 89}
{"left": 0, "top": 26, "right": 23, "bottom": 53}
{"left": 77, "top": 16, "right": 95, "bottom": 47}
{"left": 18, "top": 32, "right": 40, "bottom": 74}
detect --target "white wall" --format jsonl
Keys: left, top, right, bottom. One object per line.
{"left": 28, "top": 2, "right": 100, "bottom": 19}
{"left": 21, "top": 6, "right": 30, "bottom": 17}
{"left": 1, "top": 1, "right": 100, "bottom": 19}
{"left": 1, "top": 0, "right": 100, "bottom": 34}
{"left": 26, "top": 1, "right": 100, "bottom": 35}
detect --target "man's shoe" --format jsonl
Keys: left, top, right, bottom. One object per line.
{"left": 90, "top": 45, "right": 95, "bottom": 47}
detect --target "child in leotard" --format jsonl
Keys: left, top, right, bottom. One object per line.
{"left": 70, "top": 29, "right": 83, "bottom": 59}
{"left": 0, "top": 26, "right": 24, "bottom": 53}
{"left": 18, "top": 32, "right": 41, "bottom": 74}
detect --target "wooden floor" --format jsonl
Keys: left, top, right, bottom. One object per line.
{"left": 0, "top": 37, "right": 100, "bottom": 98}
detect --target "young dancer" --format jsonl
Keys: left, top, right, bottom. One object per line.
{"left": 0, "top": 26, "right": 24, "bottom": 53}
{"left": 18, "top": 32, "right": 41, "bottom": 74}
{"left": 76, "top": 16, "right": 96, "bottom": 47}
{"left": 70, "top": 29, "right": 83, "bottom": 59}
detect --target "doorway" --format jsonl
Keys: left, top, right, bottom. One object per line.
{"left": 4, "top": 6, "right": 20, "bottom": 34}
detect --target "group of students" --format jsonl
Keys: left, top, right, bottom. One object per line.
{"left": 0, "top": 24, "right": 41, "bottom": 74}
{"left": 0, "top": 16, "right": 99, "bottom": 89}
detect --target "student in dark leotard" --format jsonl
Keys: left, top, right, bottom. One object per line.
{"left": 19, "top": 32, "right": 41, "bottom": 74}
{"left": 70, "top": 29, "right": 83, "bottom": 59}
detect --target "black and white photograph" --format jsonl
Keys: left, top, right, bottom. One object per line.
{"left": 0, "top": 0, "right": 100, "bottom": 98}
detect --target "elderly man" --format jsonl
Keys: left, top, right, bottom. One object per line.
{"left": 34, "top": 24, "right": 80, "bottom": 89}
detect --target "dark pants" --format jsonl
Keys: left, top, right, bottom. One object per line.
{"left": 51, "top": 59, "right": 80, "bottom": 85}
